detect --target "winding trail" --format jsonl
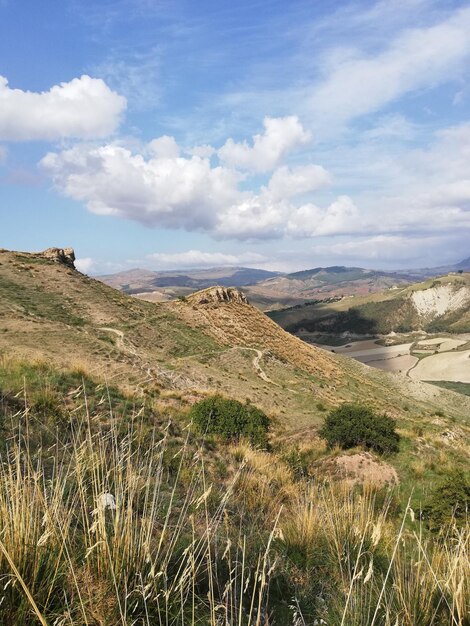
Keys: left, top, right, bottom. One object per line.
{"left": 237, "top": 347, "right": 280, "bottom": 386}
{"left": 98, "top": 327, "right": 284, "bottom": 388}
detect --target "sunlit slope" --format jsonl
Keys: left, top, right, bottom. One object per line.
{"left": 1, "top": 249, "right": 469, "bottom": 430}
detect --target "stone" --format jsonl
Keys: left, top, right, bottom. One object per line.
{"left": 41, "top": 247, "right": 76, "bottom": 269}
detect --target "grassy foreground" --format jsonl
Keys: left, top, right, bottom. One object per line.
{"left": 0, "top": 360, "right": 468, "bottom": 625}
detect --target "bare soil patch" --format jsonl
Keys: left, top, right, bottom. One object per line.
{"left": 320, "top": 452, "right": 399, "bottom": 487}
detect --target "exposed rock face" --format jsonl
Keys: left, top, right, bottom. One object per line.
{"left": 188, "top": 286, "right": 249, "bottom": 306}
{"left": 41, "top": 247, "right": 76, "bottom": 269}
{"left": 411, "top": 284, "right": 470, "bottom": 318}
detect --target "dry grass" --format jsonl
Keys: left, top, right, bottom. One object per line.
{"left": 0, "top": 399, "right": 468, "bottom": 624}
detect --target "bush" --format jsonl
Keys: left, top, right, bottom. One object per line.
{"left": 422, "top": 471, "right": 470, "bottom": 532}
{"left": 189, "top": 395, "right": 269, "bottom": 448}
{"left": 319, "top": 403, "right": 400, "bottom": 454}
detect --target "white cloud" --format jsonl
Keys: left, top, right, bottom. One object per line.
{"left": 93, "top": 46, "right": 162, "bottom": 110}
{"left": 146, "top": 249, "right": 267, "bottom": 269}
{"left": 40, "top": 118, "right": 342, "bottom": 240}
{"left": 363, "top": 114, "right": 416, "bottom": 141}
{"left": 41, "top": 143, "right": 242, "bottom": 231}
{"left": 186, "top": 144, "right": 216, "bottom": 158}
{"left": 147, "top": 135, "right": 180, "bottom": 158}
{"left": 287, "top": 196, "right": 362, "bottom": 238}
{"left": 310, "top": 9, "right": 470, "bottom": 128}
{"left": 75, "top": 257, "right": 96, "bottom": 274}
{"left": 309, "top": 7, "right": 470, "bottom": 128}
{"left": 0, "top": 75, "right": 126, "bottom": 141}
{"left": 266, "top": 164, "right": 331, "bottom": 200}
{"left": 41, "top": 115, "right": 470, "bottom": 246}
{"left": 218, "top": 116, "right": 311, "bottom": 172}
{"left": 311, "top": 234, "right": 467, "bottom": 267}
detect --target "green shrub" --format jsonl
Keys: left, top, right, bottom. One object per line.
{"left": 319, "top": 403, "right": 400, "bottom": 454}
{"left": 422, "top": 471, "right": 470, "bottom": 532}
{"left": 189, "top": 395, "right": 269, "bottom": 448}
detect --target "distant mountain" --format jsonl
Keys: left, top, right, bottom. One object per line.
{"left": 97, "top": 257, "right": 470, "bottom": 311}
{"left": 98, "top": 266, "right": 280, "bottom": 300}
{"left": 399, "top": 256, "right": 470, "bottom": 279}
{"left": 244, "top": 266, "right": 414, "bottom": 310}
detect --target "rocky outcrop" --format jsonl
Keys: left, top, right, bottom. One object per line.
{"left": 187, "top": 286, "right": 249, "bottom": 306}
{"left": 41, "top": 247, "right": 76, "bottom": 269}
{"left": 410, "top": 284, "right": 470, "bottom": 318}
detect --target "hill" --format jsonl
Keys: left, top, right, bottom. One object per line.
{"left": 97, "top": 258, "right": 470, "bottom": 312}
{"left": 98, "top": 265, "right": 280, "bottom": 301}
{"left": 237, "top": 265, "right": 414, "bottom": 310}
{"left": 1, "top": 247, "right": 469, "bottom": 426}
{"left": 269, "top": 273, "right": 470, "bottom": 336}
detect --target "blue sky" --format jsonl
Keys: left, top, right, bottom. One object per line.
{"left": 1, "top": 0, "right": 470, "bottom": 274}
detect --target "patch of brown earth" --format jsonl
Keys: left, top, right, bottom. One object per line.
{"left": 321, "top": 452, "right": 399, "bottom": 487}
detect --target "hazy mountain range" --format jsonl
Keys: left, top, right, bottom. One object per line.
{"left": 97, "top": 256, "right": 470, "bottom": 310}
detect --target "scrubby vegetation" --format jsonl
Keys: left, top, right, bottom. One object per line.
{"left": 319, "top": 403, "right": 400, "bottom": 454}
{"left": 422, "top": 471, "right": 470, "bottom": 532}
{"left": 0, "top": 358, "right": 468, "bottom": 625}
{"left": 190, "top": 394, "right": 270, "bottom": 447}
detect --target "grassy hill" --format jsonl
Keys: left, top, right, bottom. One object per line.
{"left": 269, "top": 273, "right": 470, "bottom": 336}
{"left": 1, "top": 248, "right": 469, "bottom": 429}
{"left": 0, "top": 248, "right": 469, "bottom": 624}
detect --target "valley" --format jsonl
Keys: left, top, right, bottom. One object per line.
{"left": 304, "top": 333, "right": 470, "bottom": 384}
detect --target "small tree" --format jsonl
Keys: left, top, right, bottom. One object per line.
{"left": 189, "top": 395, "right": 269, "bottom": 448}
{"left": 319, "top": 403, "right": 400, "bottom": 454}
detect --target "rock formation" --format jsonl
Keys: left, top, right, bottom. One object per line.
{"left": 41, "top": 247, "right": 76, "bottom": 269}
{"left": 188, "top": 286, "right": 249, "bottom": 306}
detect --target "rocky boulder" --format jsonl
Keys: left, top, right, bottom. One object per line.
{"left": 41, "top": 247, "right": 76, "bottom": 269}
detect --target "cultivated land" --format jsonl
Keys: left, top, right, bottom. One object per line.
{"left": 0, "top": 248, "right": 469, "bottom": 624}
{"left": 269, "top": 273, "right": 470, "bottom": 401}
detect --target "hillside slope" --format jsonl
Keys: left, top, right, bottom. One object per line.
{"left": 270, "top": 273, "right": 470, "bottom": 336}
{"left": 244, "top": 265, "right": 414, "bottom": 310}
{"left": 1, "top": 248, "right": 469, "bottom": 431}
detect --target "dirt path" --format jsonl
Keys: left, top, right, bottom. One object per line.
{"left": 240, "top": 347, "right": 279, "bottom": 386}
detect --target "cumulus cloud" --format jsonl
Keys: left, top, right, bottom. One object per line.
{"left": 266, "top": 164, "right": 331, "bottom": 200}
{"left": 186, "top": 144, "right": 216, "bottom": 158}
{"left": 147, "top": 135, "right": 180, "bottom": 158}
{"left": 40, "top": 119, "right": 345, "bottom": 240}
{"left": 218, "top": 116, "right": 311, "bottom": 172}
{"left": 287, "top": 196, "right": 362, "bottom": 238}
{"left": 41, "top": 142, "right": 242, "bottom": 230}
{"left": 0, "top": 75, "right": 126, "bottom": 141}
{"left": 147, "top": 250, "right": 268, "bottom": 269}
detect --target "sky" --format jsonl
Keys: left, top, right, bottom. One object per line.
{"left": 1, "top": 0, "right": 470, "bottom": 274}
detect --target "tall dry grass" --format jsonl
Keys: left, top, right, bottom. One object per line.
{"left": 0, "top": 384, "right": 468, "bottom": 625}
